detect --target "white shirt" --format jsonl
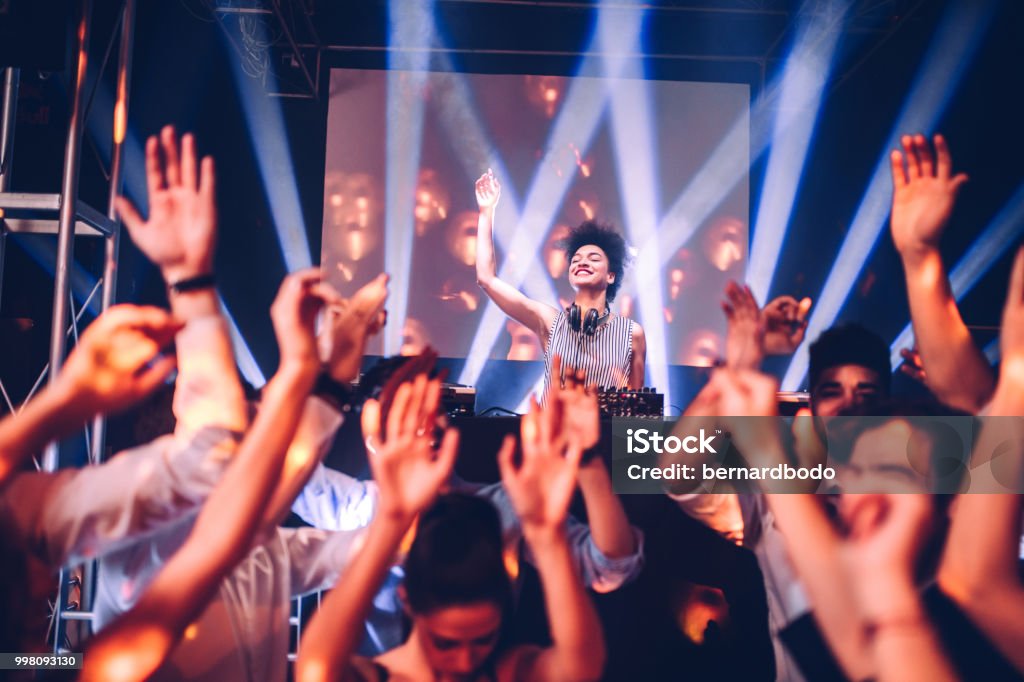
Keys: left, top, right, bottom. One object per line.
{"left": 0, "top": 316, "right": 246, "bottom": 569}
{"left": 90, "top": 396, "right": 356, "bottom": 682}
{"left": 93, "top": 517, "right": 363, "bottom": 681}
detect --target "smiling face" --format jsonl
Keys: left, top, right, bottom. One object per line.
{"left": 411, "top": 601, "right": 504, "bottom": 681}
{"left": 568, "top": 244, "right": 615, "bottom": 292}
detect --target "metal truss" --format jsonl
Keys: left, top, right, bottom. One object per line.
{"left": 207, "top": 0, "right": 322, "bottom": 99}
{"left": 0, "top": 0, "right": 137, "bottom": 654}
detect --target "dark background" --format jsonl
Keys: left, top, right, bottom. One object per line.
{"left": 1, "top": 1, "right": 1022, "bottom": 679}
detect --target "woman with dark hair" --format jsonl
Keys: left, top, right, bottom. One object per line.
{"left": 474, "top": 170, "right": 646, "bottom": 396}
{"left": 296, "top": 375, "right": 607, "bottom": 682}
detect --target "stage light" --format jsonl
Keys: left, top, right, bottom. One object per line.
{"left": 747, "top": 1, "right": 847, "bottom": 303}
{"left": 637, "top": 1, "right": 847, "bottom": 279}
{"left": 426, "top": 62, "right": 561, "bottom": 316}
{"left": 888, "top": 182, "right": 1024, "bottom": 368}
{"left": 782, "top": 0, "right": 998, "bottom": 391}
{"left": 516, "top": 374, "right": 546, "bottom": 414}
{"left": 423, "top": 59, "right": 566, "bottom": 386}
{"left": 600, "top": 0, "right": 670, "bottom": 409}
{"left": 218, "top": 294, "right": 266, "bottom": 388}
{"left": 460, "top": 1, "right": 646, "bottom": 391}
{"left": 390, "top": 54, "right": 561, "bottom": 386}
{"left": 382, "top": 0, "right": 435, "bottom": 355}
{"left": 222, "top": 17, "right": 312, "bottom": 274}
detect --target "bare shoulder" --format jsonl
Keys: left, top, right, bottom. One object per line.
{"left": 534, "top": 302, "right": 561, "bottom": 344}
{"left": 631, "top": 321, "right": 646, "bottom": 346}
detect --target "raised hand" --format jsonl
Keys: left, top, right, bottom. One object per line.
{"left": 498, "top": 397, "right": 583, "bottom": 533}
{"left": 839, "top": 494, "right": 934, "bottom": 620}
{"left": 475, "top": 168, "right": 501, "bottom": 212}
{"left": 722, "top": 281, "right": 765, "bottom": 370}
{"left": 996, "top": 246, "right": 1024, "bottom": 394}
{"left": 762, "top": 295, "right": 812, "bottom": 355}
{"left": 115, "top": 126, "right": 217, "bottom": 283}
{"left": 57, "top": 305, "right": 181, "bottom": 416}
{"left": 362, "top": 375, "right": 458, "bottom": 521}
{"left": 898, "top": 347, "right": 926, "bottom": 384}
{"left": 712, "top": 368, "right": 786, "bottom": 477}
{"left": 318, "top": 274, "right": 389, "bottom": 383}
{"left": 890, "top": 134, "right": 968, "bottom": 259}
{"left": 270, "top": 269, "right": 334, "bottom": 372}
{"left": 713, "top": 368, "right": 779, "bottom": 418}
{"left": 549, "top": 354, "right": 600, "bottom": 451}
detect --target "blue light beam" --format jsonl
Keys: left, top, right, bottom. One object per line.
{"left": 782, "top": 0, "right": 998, "bottom": 390}
{"left": 223, "top": 18, "right": 312, "bottom": 273}
{"left": 383, "top": 0, "right": 435, "bottom": 355}
{"left": 459, "top": 3, "right": 646, "bottom": 387}
{"left": 748, "top": 0, "right": 848, "bottom": 303}
{"left": 601, "top": 0, "right": 670, "bottom": 409}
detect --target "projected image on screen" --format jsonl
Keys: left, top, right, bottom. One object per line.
{"left": 322, "top": 68, "right": 749, "bottom": 369}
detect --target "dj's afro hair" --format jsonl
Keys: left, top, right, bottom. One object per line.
{"left": 561, "top": 220, "right": 630, "bottom": 302}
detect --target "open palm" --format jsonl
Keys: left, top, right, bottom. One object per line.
{"left": 499, "top": 398, "right": 582, "bottom": 531}
{"left": 890, "top": 134, "right": 967, "bottom": 256}
{"left": 364, "top": 377, "right": 458, "bottom": 521}
{"left": 475, "top": 169, "right": 501, "bottom": 210}
{"left": 115, "top": 126, "right": 217, "bottom": 282}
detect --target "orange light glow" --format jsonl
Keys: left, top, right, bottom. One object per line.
{"left": 113, "top": 101, "right": 126, "bottom": 145}
{"left": 503, "top": 549, "right": 520, "bottom": 580}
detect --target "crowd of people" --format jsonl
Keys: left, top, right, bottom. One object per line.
{"left": 0, "top": 126, "right": 1021, "bottom": 682}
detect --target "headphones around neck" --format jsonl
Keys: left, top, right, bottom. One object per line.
{"left": 567, "top": 304, "right": 610, "bottom": 336}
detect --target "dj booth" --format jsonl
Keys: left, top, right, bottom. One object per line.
{"left": 323, "top": 357, "right": 810, "bottom": 486}
{"left": 299, "top": 358, "right": 805, "bottom": 680}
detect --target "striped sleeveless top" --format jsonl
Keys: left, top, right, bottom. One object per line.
{"left": 541, "top": 308, "right": 635, "bottom": 402}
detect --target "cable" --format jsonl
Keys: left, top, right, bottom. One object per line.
{"left": 478, "top": 406, "right": 522, "bottom": 417}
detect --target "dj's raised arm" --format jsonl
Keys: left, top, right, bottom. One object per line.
{"left": 475, "top": 170, "right": 645, "bottom": 393}
{"left": 475, "top": 169, "right": 559, "bottom": 343}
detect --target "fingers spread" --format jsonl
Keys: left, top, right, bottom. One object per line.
{"left": 901, "top": 136, "right": 920, "bottom": 179}
{"left": 145, "top": 135, "right": 164, "bottom": 198}
{"left": 114, "top": 196, "right": 145, "bottom": 234}
{"left": 181, "top": 133, "right": 198, "bottom": 190}
{"left": 914, "top": 134, "right": 934, "bottom": 177}
{"left": 362, "top": 398, "right": 383, "bottom": 445}
{"left": 934, "top": 134, "right": 952, "bottom": 178}
{"left": 199, "top": 156, "right": 216, "bottom": 201}
{"left": 496, "top": 434, "right": 518, "bottom": 482}
{"left": 387, "top": 383, "right": 412, "bottom": 444}
{"left": 434, "top": 428, "right": 460, "bottom": 479}
{"left": 161, "top": 126, "right": 181, "bottom": 187}
{"left": 890, "top": 150, "right": 907, "bottom": 190}
{"left": 1009, "top": 246, "right": 1024, "bottom": 306}
{"left": 797, "top": 297, "right": 812, "bottom": 320}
